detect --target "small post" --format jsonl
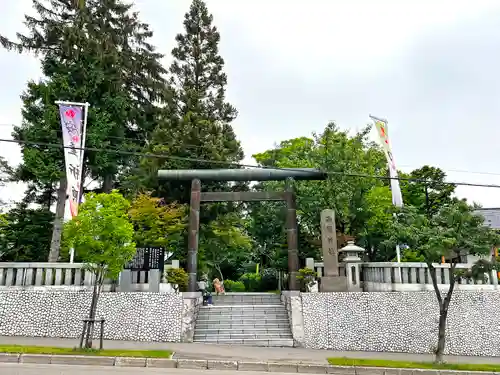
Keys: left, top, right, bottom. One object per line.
{"left": 187, "top": 179, "right": 201, "bottom": 292}
{"left": 99, "top": 319, "right": 105, "bottom": 350}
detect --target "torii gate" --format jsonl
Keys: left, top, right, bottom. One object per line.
{"left": 157, "top": 168, "right": 327, "bottom": 292}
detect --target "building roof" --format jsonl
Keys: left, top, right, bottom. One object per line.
{"left": 475, "top": 208, "right": 500, "bottom": 229}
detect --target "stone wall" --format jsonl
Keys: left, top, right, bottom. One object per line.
{"left": 0, "top": 291, "right": 183, "bottom": 342}
{"left": 281, "top": 291, "right": 304, "bottom": 347}
{"left": 300, "top": 291, "right": 500, "bottom": 356}
{"left": 181, "top": 293, "right": 203, "bottom": 342}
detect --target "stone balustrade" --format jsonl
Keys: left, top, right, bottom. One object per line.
{"left": 305, "top": 259, "right": 500, "bottom": 292}
{"left": 0, "top": 261, "right": 180, "bottom": 292}
{"left": 362, "top": 262, "right": 499, "bottom": 291}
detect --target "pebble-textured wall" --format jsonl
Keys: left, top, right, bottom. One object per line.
{"left": 301, "top": 291, "right": 500, "bottom": 356}
{"left": 0, "top": 291, "right": 183, "bottom": 342}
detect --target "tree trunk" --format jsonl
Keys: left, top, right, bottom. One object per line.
{"left": 431, "top": 262, "right": 457, "bottom": 363}
{"left": 102, "top": 174, "right": 113, "bottom": 193}
{"left": 84, "top": 270, "right": 104, "bottom": 349}
{"left": 48, "top": 176, "right": 67, "bottom": 262}
{"left": 215, "top": 263, "right": 224, "bottom": 282}
{"left": 435, "top": 304, "right": 449, "bottom": 363}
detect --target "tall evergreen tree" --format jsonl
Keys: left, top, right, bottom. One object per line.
{"left": 2, "top": 0, "right": 167, "bottom": 260}
{"left": 132, "top": 0, "right": 243, "bottom": 201}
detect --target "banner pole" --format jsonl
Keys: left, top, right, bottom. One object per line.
{"left": 78, "top": 103, "right": 89, "bottom": 203}
{"left": 57, "top": 100, "right": 89, "bottom": 264}
{"left": 71, "top": 102, "right": 89, "bottom": 264}
{"left": 371, "top": 114, "right": 403, "bottom": 282}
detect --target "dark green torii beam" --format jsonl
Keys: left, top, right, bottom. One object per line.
{"left": 157, "top": 168, "right": 327, "bottom": 182}
{"left": 158, "top": 168, "right": 327, "bottom": 292}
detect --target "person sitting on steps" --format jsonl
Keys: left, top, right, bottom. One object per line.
{"left": 197, "top": 277, "right": 212, "bottom": 306}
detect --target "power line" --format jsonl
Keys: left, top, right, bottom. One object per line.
{"left": 1, "top": 122, "right": 499, "bottom": 179}
{"left": 1, "top": 136, "right": 500, "bottom": 189}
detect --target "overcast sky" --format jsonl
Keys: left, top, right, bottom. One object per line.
{"left": 1, "top": 0, "right": 500, "bottom": 207}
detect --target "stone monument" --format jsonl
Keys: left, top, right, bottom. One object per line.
{"left": 319, "top": 209, "right": 348, "bottom": 292}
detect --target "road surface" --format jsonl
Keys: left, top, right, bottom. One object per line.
{"left": 1, "top": 363, "right": 293, "bottom": 375}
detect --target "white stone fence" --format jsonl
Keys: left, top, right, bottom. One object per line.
{"left": 305, "top": 259, "right": 500, "bottom": 291}
{"left": 0, "top": 261, "right": 179, "bottom": 292}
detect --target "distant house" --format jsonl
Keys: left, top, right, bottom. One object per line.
{"left": 474, "top": 208, "right": 500, "bottom": 230}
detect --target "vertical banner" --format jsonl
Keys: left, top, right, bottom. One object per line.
{"left": 58, "top": 103, "right": 86, "bottom": 218}
{"left": 370, "top": 115, "right": 404, "bottom": 208}
{"left": 370, "top": 115, "right": 404, "bottom": 269}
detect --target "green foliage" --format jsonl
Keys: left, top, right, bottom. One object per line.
{"left": 128, "top": 193, "right": 186, "bottom": 259}
{"left": 133, "top": 0, "right": 243, "bottom": 200}
{"left": 63, "top": 191, "right": 136, "bottom": 280}
{"left": 0, "top": 203, "right": 54, "bottom": 262}
{"left": 398, "top": 248, "right": 425, "bottom": 262}
{"left": 358, "top": 185, "right": 396, "bottom": 260}
{"left": 3, "top": 0, "right": 168, "bottom": 262}
{"left": 223, "top": 280, "right": 245, "bottom": 292}
{"left": 400, "top": 166, "right": 457, "bottom": 217}
{"left": 239, "top": 273, "right": 262, "bottom": 292}
{"left": 165, "top": 268, "right": 189, "bottom": 293}
{"left": 392, "top": 202, "right": 498, "bottom": 265}
{"left": 390, "top": 201, "right": 500, "bottom": 362}
{"left": 260, "top": 268, "right": 279, "bottom": 291}
{"left": 296, "top": 267, "right": 317, "bottom": 291}
{"left": 249, "top": 123, "right": 388, "bottom": 262}
{"left": 200, "top": 212, "right": 252, "bottom": 280}
{"left": 5, "top": 0, "right": 167, "bottom": 192}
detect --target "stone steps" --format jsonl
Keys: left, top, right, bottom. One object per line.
{"left": 193, "top": 293, "right": 293, "bottom": 347}
{"left": 193, "top": 337, "right": 294, "bottom": 347}
{"left": 194, "top": 327, "right": 291, "bottom": 335}
{"left": 210, "top": 293, "right": 282, "bottom": 306}
{"left": 195, "top": 322, "right": 291, "bottom": 329}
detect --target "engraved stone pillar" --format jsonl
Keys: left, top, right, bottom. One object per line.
{"left": 320, "top": 209, "right": 348, "bottom": 292}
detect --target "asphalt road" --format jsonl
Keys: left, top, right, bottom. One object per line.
{"left": 1, "top": 363, "right": 295, "bottom": 375}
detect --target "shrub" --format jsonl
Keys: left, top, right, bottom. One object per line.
{"left": 240, "top": 273, "right": 261, "bottom": 292}
{"left": 260, "top": 268, "right": 279, "bottom": 291}
{"left": 223, "top": 280, "right": 245, "bottom": 292}
{"left": 296, "top": 267, "right": 317, "bottom": 292}
{"left": 165, "top": 268, "right": 188, "bottom": 293}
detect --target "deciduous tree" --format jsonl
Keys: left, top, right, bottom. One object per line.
{"left": 64, "top": 191, "right": 135, "bottom": 349}
{"left": 128, "top": 192, "right": 186, "bottom": 260}
{"left": 400, "top": 166, "right": 457, "bottom": 217}
{"left": 251, "top": 124, "right": 388, "bottom": 259}
{"left": 391, "top": 201, "right": 500, "bottom": 363}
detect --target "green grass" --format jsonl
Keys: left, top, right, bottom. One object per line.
{"left": 328, "top": 357, "right": 500, "bottom": 372}
{"left": 0, "top": 345, "right": 172, "bottom": 358}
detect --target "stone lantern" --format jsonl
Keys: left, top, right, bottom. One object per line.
{"left": 339, "top": 241, "right": 365, "bottom": 291}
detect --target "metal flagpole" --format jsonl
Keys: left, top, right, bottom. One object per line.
{"left": 78, "top": 103, "right": 90, "bottom": 200}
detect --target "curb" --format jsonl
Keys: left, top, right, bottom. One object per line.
{"left": 0, "top": 353, "right": 493, "bottom": 374}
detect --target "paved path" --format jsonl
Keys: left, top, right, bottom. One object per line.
{"left": 1, "top": 336, "right": 499, "bottom": 364}
{"left": 0, "top": 363, "right": 286, "bottom": 375}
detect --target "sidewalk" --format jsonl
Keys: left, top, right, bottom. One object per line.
{"left": 0, "top": 336, "right": 499, "bottom": 365}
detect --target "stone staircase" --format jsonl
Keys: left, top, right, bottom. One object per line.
{"left": 193, "top": 292, "right": 294, "bottom": 347}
